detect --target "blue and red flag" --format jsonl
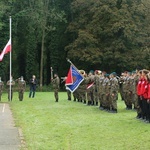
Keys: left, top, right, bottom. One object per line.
{"left": 65, "top": 65, "right": 84, "bottom": 92}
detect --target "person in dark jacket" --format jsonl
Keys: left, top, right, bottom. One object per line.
{"left": 29, "top": 75, "right": 37, "bottom": 98}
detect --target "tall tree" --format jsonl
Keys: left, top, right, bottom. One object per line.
{"left": 65, "top": 0, "right": 150, "bottom": 72}
{"left": 27, "top": 0, "right": 65, "bottom": 88}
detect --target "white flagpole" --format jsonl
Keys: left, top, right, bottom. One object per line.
{"left": 9, "top": 16, "right": 12, "bottom": 101}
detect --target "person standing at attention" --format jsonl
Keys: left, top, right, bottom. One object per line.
{"left": 51, "top": 73, "right": 60, "bottom": 102}
{"left": 16, "top": 76, "right": 26, "bottom": 101}
{"left": 29, "top": 75, "right": 37, "bottom": 98}
{"left": 7, "top": 76, "right": 15, "bottom": 101}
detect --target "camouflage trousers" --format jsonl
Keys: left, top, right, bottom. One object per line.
{"left": 110, "top": 93, "right": 118, "bottom": 110}
{"left": 87, "top": 88, "right": 94, "bottom": 102}
{"left": 103, "top": 93, "right": 110, "bottom": 109}
{"left": 99, "top": 93, "right": 104, "bottom": 107}
{"left": 124, "top": 92, "right": 132, "bottom": 107}
{"left": 19, "top": 90, "right": 24, "bottom": 101}
{"left": 54, "top": 89, "right": 59, "bottom": 101}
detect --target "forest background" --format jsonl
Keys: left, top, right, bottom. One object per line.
{"left": 0, "top": 0, "right": 149, "bottom": 88}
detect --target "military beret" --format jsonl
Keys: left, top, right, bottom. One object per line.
{"left": 104, "top": 74, "right": 109, "bottom": 77}
{"left": 89, "top": 70, "right": 94, "bottom": 74}
{"left": 111, "top": 72, "right": 117, "bottom": 76}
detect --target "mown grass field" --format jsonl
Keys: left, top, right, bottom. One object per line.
{"left": 1, "top": 92, "right": 150, "bottom": 150}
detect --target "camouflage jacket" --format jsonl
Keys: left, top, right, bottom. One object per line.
{"left": 52, "top": 77, "right": 60, "bottom": 89}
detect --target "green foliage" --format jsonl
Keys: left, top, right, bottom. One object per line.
{"left": 66, "top": 0, "right": 150, "bottom": 72}
{"left": 0, "top": 0, "right": 149, "bottom": 84}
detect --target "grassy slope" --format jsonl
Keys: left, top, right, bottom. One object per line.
{"left": 1, "top": 92, "right": 150, "bottom": 150}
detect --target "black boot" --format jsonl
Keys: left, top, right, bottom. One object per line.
{"left": 136, "top": 113, "right": 141, "bottom": 119}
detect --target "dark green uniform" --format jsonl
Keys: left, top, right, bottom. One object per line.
{"left": 99, "top": 76, "right": 105, "bottom": 109}
{"left": 86, "top": 73, "right": 95, "bottom": 105}
{"left": 103, "top": 75, "right": 111, "bottom": 110}
{"left": 17, "top": 77, "right": 26, "bottom": 101}
{"left": 52, "top": 74, "right": 60, "bottom": 102}
{"left": 124, "top": 74, "right": 133, "bottom": 109}
{"left": 110, "top": 74, "right": 119, "bottom": 113}
{"left": 78, "top": 78, "right": 87, "bottom": 103}
{"left": 94, "top": 74, "right": 100, "bottom": 106}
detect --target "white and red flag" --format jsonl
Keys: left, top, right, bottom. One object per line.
{"left": 0, "top": 39, "right": 11, "bottom": 61}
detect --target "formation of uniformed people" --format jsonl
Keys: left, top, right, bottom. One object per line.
{"left": 65, "top": 68, "right": 150, "bottom": 119}
{"left": 1, "top": 68, "right": 150, "bottom": 124}
{"left": 66, "top": 69, "right": 119, "bottom": 113}
{"left": 0, "top": 75, "right": 27, "bottom": 101}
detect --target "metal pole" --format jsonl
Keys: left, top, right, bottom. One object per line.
{"left": 9, "top": 16, "right": 12, "bottom": 101}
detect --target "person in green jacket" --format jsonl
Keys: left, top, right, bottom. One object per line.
{"left": 51, "top": 73, "right": 60, "bottom": 102}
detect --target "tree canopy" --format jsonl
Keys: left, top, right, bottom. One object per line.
{"left": 0, "top": 0, "right": 149, "bottom": 85}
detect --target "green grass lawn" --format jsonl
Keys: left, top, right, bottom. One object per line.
{"left": 1, "top": 92, "right": 150, "bottom": 150}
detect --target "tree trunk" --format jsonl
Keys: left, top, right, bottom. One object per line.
{"left": 40, "top": 29, "right": 45, "bottom": 89}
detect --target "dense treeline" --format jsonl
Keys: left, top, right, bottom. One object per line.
{"left": 0, "top": 0, "right": 149, "bottom": 87}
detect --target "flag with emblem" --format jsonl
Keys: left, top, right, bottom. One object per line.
{"left": 65, "top": 65, "right": 84, "bottom": 92}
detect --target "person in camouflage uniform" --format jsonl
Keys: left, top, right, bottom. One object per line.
{"left": 123, "top": 72, "right": 133, "bottom": 109}
{"left": 16, "top": 76, "right": 26, "bottom": 101}
{"left": 0, "top": 77, "right": 4, "bottom": 101}
{"left": 78, "top": 70, "right": 87, "bottom": 104}
{"left": 93, "top": 70, "right": 101, "bottom": 106}
{"left": 52, "top": 73, "right": 60, "bottom": 102}
{"left": 109, "top": 72, "right": 119, "bottom": 113}
{"left": 130, "top": 71, "right": 138, "bottom": 109}
{"left": 123, "top": 71, "right": 132, "bottom": 110}
{"left": 118, "top": 73, "right": 125, "bottom": 101}
{"left": 103, "top": 74, "right": 111, "bottom": 111}
{"left": 7, "top": 76, "right": 15, "bottom": 101}
{"left": 73, "top": 89, "right": 78, "bottom": 101}
{"left": 86, "top": 71, "right": 95, "bottom": 105}
{"left": 99, "top": 72, "right": 105, "bottom": 109}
